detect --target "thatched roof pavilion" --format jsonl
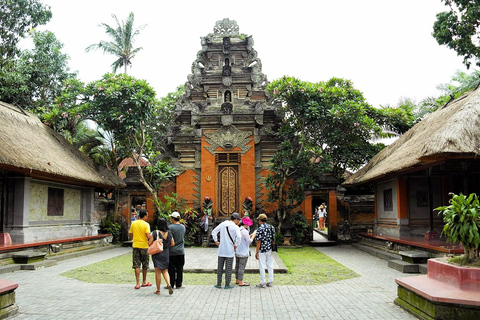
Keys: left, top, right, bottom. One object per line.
{"left": 0, "top": 101, "right": 125, "bottom": 189}
{"left": 344, "top": 87, "right": 480, "bottom": 187}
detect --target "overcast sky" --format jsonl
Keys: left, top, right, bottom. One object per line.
{"left": 38, "top": 0, "right": 469, "bottom": 107}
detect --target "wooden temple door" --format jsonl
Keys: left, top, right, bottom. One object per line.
{"left": 218, "top": 165, "right": 239, "bottom": 217}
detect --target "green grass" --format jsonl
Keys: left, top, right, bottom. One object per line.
{"left": 61, "top": 246, "right": 359, "bottom": 285}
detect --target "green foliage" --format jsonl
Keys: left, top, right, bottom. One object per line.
{"left": 436, "top": 193, "right": 480, "bottom": 263}
{"left": 0, "top": 30, "right": 76, "bottom": 113}
{"left": 100, "top": 216, "right": 122, "bottom": 243}
{"left": 85, "top": 73, "right": 156, "bottom": 139}
{"left": 86, "top": 12, "right": 145, "bottom": 74}
{"left": 432, "top": 0, "right": 480, "bottom": 68}
{"left": 0, "top": 0, "right": 52, "bottom": 63}
{"left": 266, "top": 76, "right": 404, "bottom": 228}
{"left": 436, "top": 69, "right": 480, "bottom": 105}
{"left": 289, "top": 211, "right": 310, "bottom": 245}
{"left": 151, "top": 193, "right": 200, "bottom": 246}
{"left": 274, "top": 232, "right": 284, "bottom": 244}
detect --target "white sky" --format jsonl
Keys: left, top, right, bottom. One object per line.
{"left": 37, "top": 0, "right": 469, "bottom": 107}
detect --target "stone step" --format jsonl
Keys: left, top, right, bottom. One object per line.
{"left": 399, "top": 250, "right": 433, "bottom": 263}
{"left": 388, "top": 259, "right": 422, "bottom": 273}
{"left": 12, "top": 251, "right": 46, "bottom": 264}
{"left": 351, "top": 243, "right": 399, "bottom": 261}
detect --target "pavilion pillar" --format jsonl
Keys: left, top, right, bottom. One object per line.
{"left": 397, "top": 177, "right": 410, "bottom": 237}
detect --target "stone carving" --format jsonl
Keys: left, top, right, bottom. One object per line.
{"left": 221, "top": 102, "right": 233, "bottom": 115}
{"left": 223, "top": 37, "right": 231, "bottom": 54}
{"left": 204, "top": 125, "right": 252, "bottom": 155}
{"left": 214, "top": 18, "right": 239, "bottom": 36}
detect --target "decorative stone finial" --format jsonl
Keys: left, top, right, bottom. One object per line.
{"left": 214, "top": 18, "right": 239, "bottom": 36}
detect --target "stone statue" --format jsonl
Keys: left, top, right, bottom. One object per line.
{"left": 200, "top": 196, "right": 214, "bottom": 246}
{"left": 222, "top": 58, "right": 231, "bottom": 76}
{"left": 242, "top": 196, "right": 253, "bottom": 216}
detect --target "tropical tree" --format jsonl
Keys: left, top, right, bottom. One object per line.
{"left": 432, "top": 0, "right": 480, "bottom": 68}
{"left": 84, "top": 73, "right": 177, "bottom": 211}
{"left": 436, "top": 69, "right": 480, "bottom": 105}
{"left": 0, "top": 30, "right": 77, "bottom": 114}
{"left": 86, "top": 12, "right": 145, "bottom": 74}
{"left": 0, "top": 0, "right": 51, "bottom": 64}
{"left": 266, "top": 76, "right": 410, "bottom": 228}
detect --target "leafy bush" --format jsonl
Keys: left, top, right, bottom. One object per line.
{"left": 100, "top": 216, "right": 122, "bottom": 243}
{"left": 436, "top": 192, "right": 480, "bottom": 263}
{"left": 152, "top": 193, "right": 201, "bottom": 245}
{"left": 290, "top": 211, "right": 310, "bottom": 244}
{"left": 275, "top": 232, "right": 284, "bottom": 244}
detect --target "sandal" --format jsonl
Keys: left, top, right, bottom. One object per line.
{"left": 154, "top": 290, "right": 160, "bottom": 295}
{"left": 141, "top": 282, "right": 152, "bottom": 287}
{"left": 134, "top": 285, "right": 141, "bottom": 290}
{"left": 239, "top": 282, "right": 250, "bottom": 286}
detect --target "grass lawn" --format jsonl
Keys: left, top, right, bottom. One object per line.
{"left": 61, "top": 246, "right": 359, "bottom": 285}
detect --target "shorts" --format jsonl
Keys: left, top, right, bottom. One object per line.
{"left": 132, "top": 248, "right": 149, "bottom": 270}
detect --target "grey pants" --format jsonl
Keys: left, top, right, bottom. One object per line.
{"left": 217, "top": 256, "right": 234, "bottom": 286}
{"left": 235, "top": 256, "right": 248, "bottom": 281}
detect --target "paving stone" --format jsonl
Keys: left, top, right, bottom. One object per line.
{"left": 1, "top": 245, "right": 417, "bottom": 319}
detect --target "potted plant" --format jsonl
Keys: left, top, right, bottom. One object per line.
{"left": 436, "top": 192, "right": 480, "bottom": 264}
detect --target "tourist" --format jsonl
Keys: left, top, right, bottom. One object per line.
{"left": 318, "top": 205, "right": 327, "bottom": 231}
{"left": 168, "top": 211, "right": 186, "bottom": 289}
{"left": 129, "top": 209, "right": 152, "bottom": 290}
{"left": 314, "top": 206, "right": 320, "bottom": 229}
{"left": 254, "top": 213, "right": 275, "bottom": 288}
{"left": 235, "top": 216, "right": 254, "bottom": 286}
{"left": 149, "top": 218, "right": 175, "bottom": 295}
{"left": 211, "top": 212, "right": 242, "bottom": 289}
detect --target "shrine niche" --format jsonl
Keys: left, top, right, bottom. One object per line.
{"left": 167, "top": 18, "right": 281, "bottom": 219}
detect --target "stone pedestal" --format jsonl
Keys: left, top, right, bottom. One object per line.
{"left": 395, "top": 258, "right": 480, "bottom": 319}
{"left": 0, "top": 279, "right": 18, "bottom": 319}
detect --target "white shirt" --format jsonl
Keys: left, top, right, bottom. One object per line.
{"left": 318, "top": 208, "right": 326, "bottom": 218}
{"left": 235, "top": 226, "right": 253, "bottom": 257}
{"left": 211, "top": 220, "right": 241, "bottom": 258}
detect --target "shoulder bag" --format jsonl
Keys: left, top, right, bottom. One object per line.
{"left": 148, "top": 230, "right": 164, "bottom": 255}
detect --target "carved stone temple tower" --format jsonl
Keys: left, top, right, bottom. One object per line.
{"left": 167, "top": 18, "right": 281, "bottom": 218}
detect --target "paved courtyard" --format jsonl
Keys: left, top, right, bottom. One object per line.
{"left": 1, "top": 244, "right": 417, "bottom": 319}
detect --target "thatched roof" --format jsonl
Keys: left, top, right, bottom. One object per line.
{"left": 344, "top": 87, "right": 480, "bottom": 186}
{"left": 0, "top": 101, "right": 125, "bottom": 189}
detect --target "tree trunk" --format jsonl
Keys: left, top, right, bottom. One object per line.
{"left": 465, "top": 246, "right": 479, "bottom": 263}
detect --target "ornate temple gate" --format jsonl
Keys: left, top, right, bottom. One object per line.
{"left": 167, "top": 19, "right": 282, "bottom": 220}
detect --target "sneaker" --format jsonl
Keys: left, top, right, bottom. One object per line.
{"left": 214, "top": 285, "right": 222, "bottom": 289}
{"left": 224, "top": 285, "right": 234, "bottom": 289}
{"left": 256, "top": 283, "right": 266, "bottom": 288}
{"left": 266, "top": 282, "right": 273, "bottom": 287}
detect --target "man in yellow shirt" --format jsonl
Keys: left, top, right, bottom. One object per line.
{"left": 129, "top": 209, "right": 152, "bottom": 289}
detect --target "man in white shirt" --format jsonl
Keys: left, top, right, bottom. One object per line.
{"left": 211, "top": 212, "right": 242, "bottom": 289}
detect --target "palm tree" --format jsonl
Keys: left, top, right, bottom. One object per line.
{"left": 86, "top": 12, "right": 145, "bottom": 74}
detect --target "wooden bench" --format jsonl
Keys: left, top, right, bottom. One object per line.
{"left": 0, "top": 234, "right": 112, "bottom": 254}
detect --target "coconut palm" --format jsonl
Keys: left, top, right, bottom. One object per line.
{"left": 86, "top": 12, "right": 145, "bottom": 74}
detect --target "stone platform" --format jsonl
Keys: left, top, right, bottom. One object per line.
{"left": 395, "top": 258, "right": 480, "bottom": 319}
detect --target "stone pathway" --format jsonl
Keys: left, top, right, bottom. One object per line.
{"left": 1, "top": 244, "right": 417, "bottom": 319}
